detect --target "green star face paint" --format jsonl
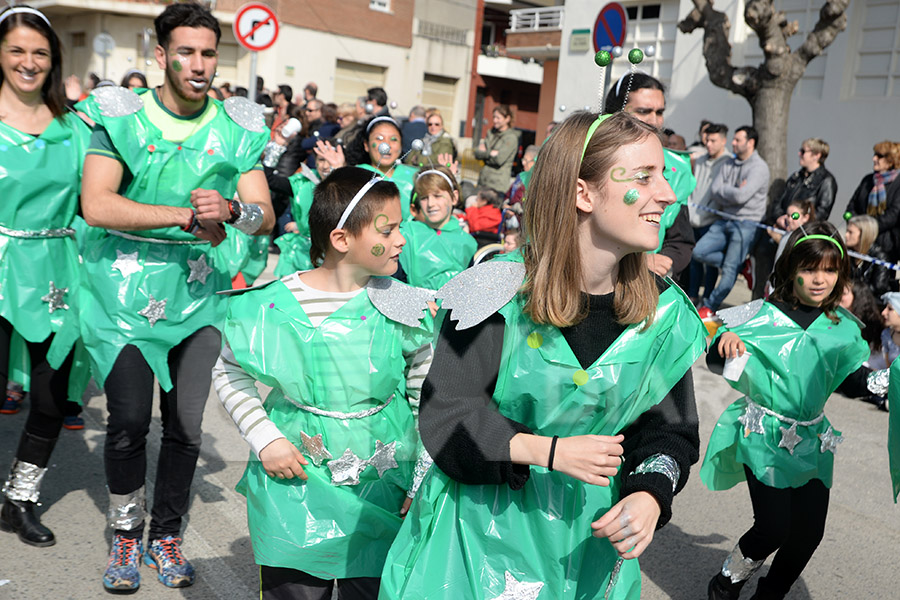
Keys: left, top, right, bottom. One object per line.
{"left": 797, "top": 276, "right": 804, "bottom": 286}
{"left": 371, "top": 244, "right": 385, "bottom": 256}
{"left": 624, "top": 189, "right": 639, "bottom": 205}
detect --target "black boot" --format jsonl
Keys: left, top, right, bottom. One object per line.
{"left": 708, "top": 572, "right": 748, "bottom": 600}
{"left": 0, "top": 497, "right": 55, "bottom": 547}
{"left": 747, "top": 577, "right": 786, "bottom": 600}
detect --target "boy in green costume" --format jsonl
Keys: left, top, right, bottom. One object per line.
{"left": 398, "top": 166, "right": 476, "bottom": 290}
{"left": 702, "top": 222, "right": 883, "bottom": 599}
{"left": 214, "top": 167, "right": 434, "bottom": 598}
{"left": 381, "top": 112, "right": 706, "bottom": 599}
{"left": 76, "top": 2, "right": 274, "bottom": 593}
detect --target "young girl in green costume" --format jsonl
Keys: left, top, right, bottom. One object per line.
{"left": 702, "top": 221, "right": 884, "bottom": 600}
{"left": 397, "top": 166, "right": 476, "bottom": 290}
{"left": 213, "top": 166, "right": 434, "bottom": 599}
{"left": 380, "top": 111, "right": 707, "bottom": 599}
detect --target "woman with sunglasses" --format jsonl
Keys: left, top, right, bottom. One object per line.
{"left": 405, "top": 108, "right": 457, "bottom": 168}
{"left": 843, "top": 141, "right": 900, "bottom": 260}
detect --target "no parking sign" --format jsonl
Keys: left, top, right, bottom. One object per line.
{"left": 593, "top": 3, "right": 627, "bottom": 53}
{"left": 233, "top": 3, "right": 279, "bottom": 52}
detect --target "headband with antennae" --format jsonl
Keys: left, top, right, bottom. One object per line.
{"left": 0, "top": 6, "right": 52, "bottom": 28}
{"left": 365, "top": 116, "right": 399, "bottom": 134}
{"left": 415, "top": 169, "right": 455, "bottom": 190}
{"left": 335, "top": 175, "right": 383, "bottom": 231}
{"left": 793, "top": 234, "right": 845, "bottom": 259}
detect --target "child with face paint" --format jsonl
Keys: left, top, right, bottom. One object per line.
{"left": 702, "top": 221, "right": 887, "bottom": 599}
{"left": 380, "top": 111, "right": 707, "bottom": 599}
{"left": 212, "top": 167, "right": 435, "bottom": 598}
{"left": 396, "top": 166, "right": 477, "bottom": 290}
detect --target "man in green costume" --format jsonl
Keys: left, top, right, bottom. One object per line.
{"left": 76, "top": 2, "right": 273, "bottom": 593}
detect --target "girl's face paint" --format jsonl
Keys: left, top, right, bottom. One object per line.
{"left": 792, "top": 266, "right": 837, "bottom": 307}
{"left": 624, "top": 189, "right": 639, "bottom": 205}
{"left": 368, "top": 123, "right": 401, "bottom": 168}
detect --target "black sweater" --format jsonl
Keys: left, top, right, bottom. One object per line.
{"left": 418, "top": 280, "right": 699, "bottom": 529}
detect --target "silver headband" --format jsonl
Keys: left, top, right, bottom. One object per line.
{"left": 366, "top": 116, "right": 399, "bottom": 134}
{"left": 335, "top": 176, "right": 383, "bottom": 230}
{"left": 0, "top": 7, "right": 51, "bottom": 28}
{"left": 415, "top": 169, "right": 455, "bottom": 190}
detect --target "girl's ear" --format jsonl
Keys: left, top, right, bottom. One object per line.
{"left": 575, "top": 177, "right": 594, "bottom": 213}
{"left": 329, "top": 228, "right": 351, "bottom": 254}
{"left": 452, "top": 189, "right": 460, "bottom": 204}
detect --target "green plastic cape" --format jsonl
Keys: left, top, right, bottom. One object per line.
{"left": 75, "top": 91, "right": 268, "bottom": 391}
{"left": 273, "top": 171, "right": 317, "bottom": 277}
{"left": 381, "top": 279, "right": 706, "bottom": 599}
{"left": 701, "top": 302, "right": 868, "bottom": 490}
{"left": 889, "top": 359, "right": 900, "bottom": 502}
{"left": 652, "top": 148, "right": 696, "bottom": 254}
{"left": 224, "top": 279, "right": 433, "bottom": 578}
{"left": 398, "top": 218, "right": 477, "bottom": 290}
{"left": 358, "top": 162, "right": 416, "bottom": 220}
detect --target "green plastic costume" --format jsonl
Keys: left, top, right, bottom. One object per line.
{"left": 223, "top": 279, "right": 433, "bottom": 578}
{"left": 0, "top": 113, "right": 90, "bottom": 370}
{"left": 652, "top": 148, "right": 696, "bottom": 253}
{"left": 75, "top": 88, "right": 269, "bottom": 390}
{"left": 398, "top": 218, "right": 476, "bottom": 290}
{"left": 381, "top": 265, "right": 706, "bottom": 599}
{"left": 358, "top": 162, "right": 417, "bottom": 220}
{"left": 210, "top": 225, "right": 269, "bottom": 285}
{"left": 273, "top": 171, "right": 317, "bottom": 277}
{"left": 889, "top": 359, "right": 900, "bottom": 502}
{"left": 701, "top": 301, "right": 868, "bottom": 491}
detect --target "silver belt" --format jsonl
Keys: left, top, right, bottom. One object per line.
{"left": 287, "top": 394, "right": 395, "bottom": 419}
{"left": 0, "top": 223, "right": 75, "bottom": 239}
{"left": 108, "top": 229, "right": 208, "bottom": 245}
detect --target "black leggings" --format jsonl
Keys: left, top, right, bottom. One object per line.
{"left": 259, "top": 566, "right": 380, "bottom": 600}
{"left": 739, "top": 465, "right": 830, "bottom": 597}
{"left": 104, "top": 326, "right": 220, "bottom": 539}
{"left": 0, "top": 317, "right": 74, "bottom": 465}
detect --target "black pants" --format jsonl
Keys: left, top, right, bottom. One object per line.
{"left": 104, "top": 326, "right": 220, "bottom": 540}
{"left": 260, "top": 566, "right": 380, "bottom": 600}
{"left": 739, "top": 466, "right": 830, "bottom": 597}
{"left": 0, "top": 317, "right": 73, "bottom": 466}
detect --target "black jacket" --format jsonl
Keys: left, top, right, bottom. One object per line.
{"left": 844, "top": 173, "right": 900, "bottom": 260}
{"left": 769, "top": 166, "right": 837, "bottom": 223}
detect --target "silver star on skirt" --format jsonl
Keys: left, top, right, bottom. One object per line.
{"left": 186, "top": 254, "right": 214, "bottom": 285}
{"left": 327, "top": 448, "right": 366, "bottom": 486}
{"left": 368, "top": 440, "right": 398, "bottom": 477}
{"left": 138, "top": 295, "right": 167, "bottom": 327}
{"left": 41, "top": 281, "right": 69, "bottom": 313}
{"left": 778, "top": 423, "right": 803, "bottom": 454}
{"left": 489, "top": 571, "right": 544, "bottom": 600}
{"left": 299, "top": 431, "right": 333, "bottom": 467}
{"left": 111, "top": 250, "right": 142, "bottom": 278}
{"left": 818, "top": 426, "right": 844, "bottom": 454}
{"left": 738, "top": 401, "right": 766, "bottom": 437}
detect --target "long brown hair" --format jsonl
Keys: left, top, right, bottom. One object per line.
{"left": 520, "top": 111, "right": 659, "bottom": 327}
{"left": 0, "top": 7, "right": 66, "bottom": 118}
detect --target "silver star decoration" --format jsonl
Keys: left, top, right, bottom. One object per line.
{"left": 368, "top": 440, "right": 398, "bottom": 477}
{"left": 489, "top": 571, "right": 544, "bottom": 600}
{"left": 327, "top": 448, "right": 366, "bottom": 486}
{"left": 111, "top": 250, "right": 142, "bottom": 278}
{"left": 300, "top": 431, "right": 333, "bottom": 467}
{"left": 778, "top": 423, "right": 803, "bottom": 455}
{"left": 738, "top": 402, "right": 766, "bottom": 437}
{"left": 186, "top": 254, "right": 214, "bottom": 285}
{"left": 137, "top": 295, "right": 167, "bottom": 327}
{"left": 818, "top": 426, "right": 844, "bottom": 454}
{"left": 41, "top": 281, "right": 69, "bottom": 313}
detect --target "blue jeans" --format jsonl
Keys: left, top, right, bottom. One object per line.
{"left": 686, "top": 225, "right": 718, "bottom": 301}
{"left": 692, "top": 219, "right": 759, "bottom": 310}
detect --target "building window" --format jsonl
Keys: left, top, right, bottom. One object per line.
{"left": 626, "top": 4, "right": 661, "bottom": 20}
{"left": 369, "top": 0, "right": 390, "bottom": 13}
{"left": 853, "top": 0, "right": 900, "bottom": 97}
{"left": 71, "top": 32, "right": 85, "bottom": 48}
{"left": 610, "top": 2, "right": 677, "bottom": 86}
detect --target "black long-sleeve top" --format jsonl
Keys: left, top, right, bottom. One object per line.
{"left": 418, "top": 279, "right": 699, "bottom": 529}
{"left": 659, "top": 204, "right": 696, "bottom": 279}
{"left": 705, "top": 301, "right": 872, "bottom": 397}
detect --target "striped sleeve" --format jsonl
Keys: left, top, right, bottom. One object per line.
{"left": 212, "top": 342, "right": 285, "bottom": 458}
{"left": 404, "top": 341, "right": 434, "bottom": 416}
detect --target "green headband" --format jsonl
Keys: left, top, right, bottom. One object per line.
{"left": 793, "top": 234, "right": 845, "bottom": 258}
{"left": 581, "top": 113, "right": 614, "bottom": 161}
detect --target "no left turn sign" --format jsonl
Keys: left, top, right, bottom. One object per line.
{"left": 233, "top": 3, "right": 279, "bottom": 52}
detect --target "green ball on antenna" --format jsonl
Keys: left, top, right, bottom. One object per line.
{"left": 628, "top": 48, "right": 644, "bottom": 64}
{"left": 843, "top": 211, "right": 852, "bottom": 221}
{"left": 791, "top": 212, "right": 800, "bottom": 220}
{"left": 594, "top": 50, "right": 612, "bottom": 67}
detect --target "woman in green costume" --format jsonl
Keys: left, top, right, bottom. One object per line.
{"left": 702, "top": 221, "right": 883, "bottom": 600}
{"left": 381, "top": 112, "right": 707, "bottom": 599}
{"left": 397, "top": 166, "right": 476, "bottom": 290}
{"left": 214, "top": 167, "right": 435, "bottom": 598}
{"left": 0, "top": 6, "right": 90, "bottom": 547}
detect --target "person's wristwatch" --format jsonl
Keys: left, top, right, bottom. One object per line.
{"left": 226, "top": 200, "right": 241, "bottom": 224}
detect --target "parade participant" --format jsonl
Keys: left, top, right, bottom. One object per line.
{"left": 76, "top": 2, "right": 273, "bottom": 592}
{"left": 0, "top": 4, "right": 90, "bottom": 548}
{"left": 213, "top": 166, "right": 434, "bottom": 599}
{"left": 381, "top": 111, "right": 707, "bottom": 599}
{"left": 398, "top": 166, "right": 476, "bottom": 289}
{"left": 702, "top": 221, "right": 883, "bottom": 599}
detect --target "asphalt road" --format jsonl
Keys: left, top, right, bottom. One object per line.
{"left": 1, "top": 267, "right": 896, "bottom": 599}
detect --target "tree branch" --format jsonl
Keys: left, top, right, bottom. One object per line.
{"left": 795, "top": 0, "right": 851, "bottom": 66}
{"left": 678, "top": 0, "right": 760, "bottom": 99}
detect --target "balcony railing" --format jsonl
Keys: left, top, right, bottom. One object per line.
{"left": 508, "top": 6, "right": 564, "bottom": 32}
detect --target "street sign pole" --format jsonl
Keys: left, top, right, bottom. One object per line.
{"left": 248, "top": 51, "right": 258, "bottom": 103}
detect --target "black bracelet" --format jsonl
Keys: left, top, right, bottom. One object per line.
{"left": 547, "top": 435, "right": 559, "bottom": 472}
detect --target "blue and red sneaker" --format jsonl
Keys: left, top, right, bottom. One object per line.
{"left": 144, "top": 536, "right": 195, "bottom": 588}
{"left": 1, "top": 384, "right": 25, "bottom": 415}
{"left": 103, "top": 534, "right": 143, "bottom": 594}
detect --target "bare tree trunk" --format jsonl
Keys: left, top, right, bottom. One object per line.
{"left": 751, "top": 82, "right": 794, "bottom": 202}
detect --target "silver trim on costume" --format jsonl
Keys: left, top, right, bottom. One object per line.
{"left": 631, "top": 453, "right": 680, "bottom": 492}
{"left": 262, "top": 141, "right": 287, "bottom": 168}
{"left": 107, "top": 486, "right": 147, "bottom": 531}
{"left": 230, "top": 202, "right": 265, "bottom": 235}
{"left": 740, "top": 398, "right": 826, "bottom": 455}
{"left": 2, "top": 460, "right": 48, "bottom": 503}
{"left": 604, "top": 558, "right": 624, "bottom": 600}
{"left": 722, "top": 543, "right": 764, "bottom": 584}
{"left": 367, "top": 277, "right": 433, "bottom": 328}
{"left": 92, "top": 86, "right": 143, "bottom": 117}
{"left": 0, "top": 223, "right": 75, "bottom": 239}
{"left": 867, "top": 368, "right": 890, "bottom": 397}
{"left": 406, "top": 449, "right": 434, "bottom": 498}
{"left": 108, "top": 230, "right": 208, "bottom": 245}
{"left": 715, "top": 299, "right": 765, "bottom": 328}
{"left": 285, "top": 394, "right": 394, "bottom": 419}
{"left": 224, "top": 96, "right": 266, "bottom": 132}
{"left": 437, "top": 260, "right": 526, "bottom": 330}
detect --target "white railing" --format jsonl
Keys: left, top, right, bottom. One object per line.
{"left": 508, "top": 6, "right": 564, "bottom": 32}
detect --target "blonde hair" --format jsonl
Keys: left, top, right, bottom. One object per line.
{"left": 520, "top": 111, "right": 659, "bottom": 327}
{"left": 802, "top": 138, "right": 829, "bottom": 163}
{"left": 848, "top": 215, "right": 878, "bottom": 255}
{"left": 414, "top": 165, "right": 459, "bottom": 205}
{"left": 874, "top": 141, "right": 900, "bottom": 169}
